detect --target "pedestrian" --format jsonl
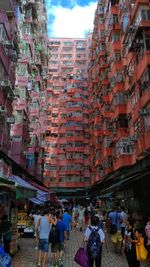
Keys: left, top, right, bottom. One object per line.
{"left": 33, "top": 209, "right": 41, "bottom": 250}
{"left": 36, "top": 207, "right": 55, "bottom": 267}
{"left": 62, "top": 208, "right": 72, "bottom": 240}
{"left": 108, "top": 206, "right": 123, "bottom": 254}
{"left": 120, "top": 206, "right": 128, "bottom": 253}
{"left": 1, "top": 214, "right": 12, "bottom": 254}
{"left": 78, "top": 206, "right": 85, "bottom": 232}
{"left": 124, "top": 218, "right": 140, "bottom": 267}
{"left": 84, "top": 215, "right": 105, "bottom": 267}
{"left": 72, "top": 205, "right": 79, "bottom": 227}
{"left": 120, "top": 206, "right": 128, "bottom": 238}
{"left": 55, "top": 211, "right": 67, "bottom": 267}
{"left": 84, "top": 207, "right": 90, "bottom": 228}
{"left": 145, "top": 215, "right": 150, "bottom": 265}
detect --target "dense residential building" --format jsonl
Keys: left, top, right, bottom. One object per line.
{"left": 89, "top": 0, "right": 150, "bottom": 187}
{"left": 0, "top": 1, "right": 16, "bottom": 157}
{"left": 44, "top": 38, "right": 91, "bottom": 197}
{"left": 0, "top": 0, "right": 48, "bottom": 181}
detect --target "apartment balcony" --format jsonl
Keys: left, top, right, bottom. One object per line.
{"left": 135, "top": 130, "right": 150, "bottom": 157}
{"left": 0, "top": 130, "right": 10, "bottom": 154}
{"left": 113, "top": 82, "right": 124, "bottom": 94}
{"left": 0, "top": 11, "right": 11, "bottom": 40}
{"left": 29, "top": 108, "right": 39, "bottom": 117}
{"left": 112, "top": 104, "right": 127, "bottom": 118}
{"left": 113, "top": 154, "right": 132, "bottom": 171}
{"left": 140, "top": 88, "right": 150, "bottom": 109}
{"left": 13, "top": 99, "right": 27, "bottom": 112}
{"left": 109, "top": 41, "right": 121, "bottom": 54}
{"left": 136, "top": 52, "right": 150, "bottom": 82}
{"left": 109, "top": 62, "right": 123, "bottom": 79}
{"left": 0, "top": 44, "right": 9, "bottom": 71}
{"left": 102, "top": 147, "right": 113, "bottom": 158}
{"left": 132, "top": 102, "right": 140, "bottom": 123}
{"left": 17, "top": 76, "right": 28, "bottom": 87}
{"left": 101, "top": 79, "right": 109, "bottom": 86}
{"left": 102, "top": 93, "right": 112, "bottom": 103}
{"left": 112, "top": 128, "right": 129, "bottom": 141}
{"left": 130, "top": 0, "right": 150, "bottom": 24}
{"left": 103, "top": 110, "right": 112, "bottom": 118}
{"left": 102, "top": 128, "right": 111, "bottom": 136}
{"left": 94, "top": 130, "right": 102, "bottom": 137}
{"left": 104, "top": 166, "right": 113, "bottom": 176}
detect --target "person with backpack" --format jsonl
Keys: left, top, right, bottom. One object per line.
{"left": 49, "top": 211, "right": 67, "bottom": 267}
{"left": 84, "top": 216, "right": 105, "bottom": 267}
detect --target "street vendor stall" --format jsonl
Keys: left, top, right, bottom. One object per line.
{"left": 9, "top": 175, "right": 37, "bottom": 237}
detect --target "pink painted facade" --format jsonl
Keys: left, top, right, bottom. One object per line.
{"left": 0, "top": 0, "right": 48, "bottom": 181}
{"left": 0, "top": 3, "right": 16, "bottom": 155}
{"left": 44, "top": 38, "right": 91, "bottom": 196}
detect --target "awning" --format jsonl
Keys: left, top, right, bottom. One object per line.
{"left": 29, "top": 181, "right": 50, "bottom": 193}
{"left": 29, "top": 189, "right": 49, "bottom": 205}
{"left": 28, "top": 181, "right": 50, "bottom": 205}
{"left": 0, "top": 177, "right": 16, "bottom": 191}
{"left": 9, "top": 175, "right": 37, "bottom": 199}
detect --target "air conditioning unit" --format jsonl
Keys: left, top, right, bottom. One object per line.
{"left": 139, "top": 109, "right": 149, "bottom": 116}
{"left": 0, "top": 106, "right": 6, "bottom": 113}
{"left": 7, "top": 117, "right": 15, "bottom": 124}
{"left": 1, "top": 80, "right": 12, "bottom": 88}
{"left": 7, "top": 93, "right": 14, "bottom": 100}
{"left": 2, "top": 40, "right": 13, "bottom": 48}
{"left": 130, "top": 135, "right": 137, "bottom": 142}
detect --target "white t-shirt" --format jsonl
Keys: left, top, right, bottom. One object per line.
{"left": 79, "top": 208, "right": 85, "bottom": 220}
{"left": 120, "top": 211, "right": 128, "bottom": 228}
{"left": 85, "top": 226, "right": 105, "bottom": 242}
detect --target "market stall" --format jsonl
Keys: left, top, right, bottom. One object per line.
{"left": 9, "top": 175, "right": 37, "bottom": 237}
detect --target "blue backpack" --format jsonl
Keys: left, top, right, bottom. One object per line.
{"left": 87, "top": 227, "right": 102, "bottom": 259}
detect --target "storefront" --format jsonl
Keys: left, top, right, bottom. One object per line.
{"left": 0, "top": 177, "right": 18, "bottom": 255}
{"left": 9, "top": 175, "right": 37, "bottom": 237}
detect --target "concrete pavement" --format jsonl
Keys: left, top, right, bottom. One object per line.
{"left": 12, "top": 228, "right": 127, "bottom": 267}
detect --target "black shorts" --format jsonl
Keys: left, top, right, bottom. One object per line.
{"left": 51, "top": 242, "right": 64, "bottom": 253}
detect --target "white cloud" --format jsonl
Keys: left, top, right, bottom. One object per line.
{"left": 47, "top": 1, "right": 97, "bottom": 38}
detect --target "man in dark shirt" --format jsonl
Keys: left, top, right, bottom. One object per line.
{"left": 51, "top": 211, "right": 67, "bottom": 267}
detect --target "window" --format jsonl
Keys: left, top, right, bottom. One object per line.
{"left": 17, "top": 64, "right": 28, "bottom": 76}
{"left": 122, "top": 14, "right": 129, "bottom": 32}
{"left": 63, "top": 41, "right": 73, "bottom": 46}
{"left": 50, "top": 61, "right": 58, "bottom": 65}
{"left": 0, "top": 24, "right": 7, "bottom": 42}
{"left": 0, "top": 60, "right": 6, "bottom": 80}
{"left": 145, "top": 35, "right": 150, "bottom": 50}
{"left": 116, "top": 138, "right": 134, "bottom": 157}
{"left": 141, "top": 9, "right": 150, "bottom": 21}
{"left": 22, "top": 24, "right": 31, "bottom": 35}
{"left": 139, "top": 67, "right": 150, "bottom": 96}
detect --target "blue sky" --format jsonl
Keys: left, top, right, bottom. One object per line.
{"left": 46, "top": 0, "right": 97, "bottom": 38}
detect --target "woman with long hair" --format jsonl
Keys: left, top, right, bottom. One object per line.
{"left": 124, "top": 218, "right": 140, "bottom": 267}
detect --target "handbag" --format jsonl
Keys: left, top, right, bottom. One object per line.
{"left": 136, "top": 237, "right": 148, "bottom": 261}
{"left": 74, "top": 243, "right": 89, "bottom": 267}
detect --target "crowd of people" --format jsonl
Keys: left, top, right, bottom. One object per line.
{"left": 1, "top": 202, "right": 150, "bottom": 267}
{"left": 28, "top": 203, "right": 150, "bottom": 267}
